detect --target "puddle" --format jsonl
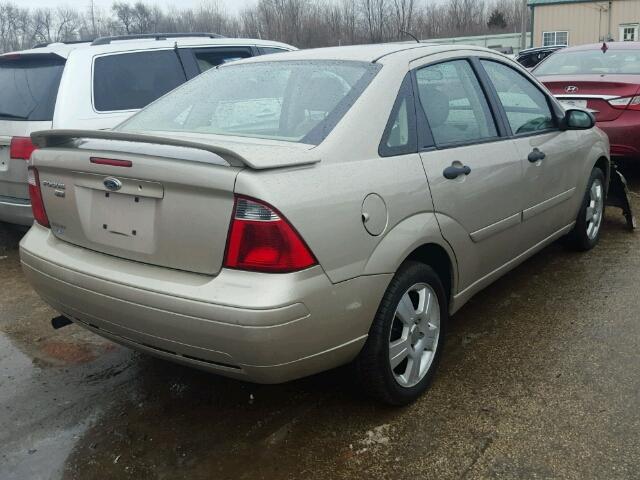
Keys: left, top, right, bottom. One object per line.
{"left": 0, "top": 334, "right": 36, "bottom": 406}
{"left": 0, "top": 334, "right": 95, "bottom": 480}
{"left": 2, "top": 413, "right": 98, "bottom": 480}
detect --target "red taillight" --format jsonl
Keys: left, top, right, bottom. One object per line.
{"left": 608, "top": 95, "right": 640, "bottom": 111}
{"left": 27, "top": 167, "right": 49, "bottom": 227}
{"left": 10, "top": 136, "right": 37, "bottom": 160}
{"left": 224, "top": 196, "right": 316, "bottom": 273}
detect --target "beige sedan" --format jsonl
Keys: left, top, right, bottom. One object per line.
{"left": 21, "top": 44, "right": 609, "bottom": 405}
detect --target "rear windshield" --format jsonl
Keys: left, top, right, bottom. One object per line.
{"left": 535, "top": 49, "right": 640, "bottom": 75}
{"left": 93, "top": 50, "right": 187, "bottom": 111}
{"left": 0, "top": 54, "right": 65, "bottom": 121}
{"left": 117, "top": 60, "right": 380, "bottom": 144}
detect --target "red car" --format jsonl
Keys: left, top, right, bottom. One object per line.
{"left": 534, "top": 42, "right": 640, "bottom": 159}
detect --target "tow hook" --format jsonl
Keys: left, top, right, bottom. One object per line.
{"left": 51, "top": 315, "right": 73, "bottom": 330}
{"left": 607, "top": 163, "right": 636, "bottom": 231}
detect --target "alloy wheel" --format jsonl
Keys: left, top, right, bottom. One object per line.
{"left": 388, "top": 283, "right": 441, "bottom": 388}
{"left": 586, "top": 178, "right": 604, "bottom": 240}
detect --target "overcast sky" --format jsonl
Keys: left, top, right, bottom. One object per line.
{"left": 26, "top": 0, "right": 256, "bottom": 14}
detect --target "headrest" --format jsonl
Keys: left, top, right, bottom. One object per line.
{"left": 420, "top": 86, "right": 450, "bottom": 128}
{"left": 297, "top": 74, "right": 346, "bottom": 112}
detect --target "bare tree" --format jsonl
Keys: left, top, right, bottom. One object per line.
{"left": 32, "top": 8, "right": 53, "bottom": 44}
{"left": 55, "top": 7, "right": 80, "bottom": 41}
{"left": 112, "top": 1, "right": 134, "bottom": 34}
{"left": 360, "top": 0, "right": 389, "bottom": 43}
{"left": 392, "top": 0, "right": 415, "bottom": 37}
{"left": 0, "top": 0, "right": 531, "bottom": 53}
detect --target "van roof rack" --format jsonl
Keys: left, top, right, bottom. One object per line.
{"left": 90, "top": 33, "right": 225, "bottom": 46}
{"left": 32, "top": 39, "right": 94, "bottom": 49}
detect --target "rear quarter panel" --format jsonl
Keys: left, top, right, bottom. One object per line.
{"left": 234, "top": 153, "right": 439, "bottom": 284}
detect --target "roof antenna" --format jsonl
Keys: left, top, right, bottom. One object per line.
{"left": 401, "top": 31, "right": 420, "bottom": 43}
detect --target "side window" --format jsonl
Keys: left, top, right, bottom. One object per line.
{"left": 415, "top": 60, "right": 497, "bottom": 146}
{"left": 93, "top": 50, "right": 186, "bottom": 112}
{"left": 387, "top": 100, "right": 409, "bottom": 148}
{"left": 193, "top": 48, "right": 253, "bottom": 72}
{"left": 379, "top": 74, "right": 416, "bottom": 157}
{"left": 481, "top": 60, "right": 555, "bottom": 135}
{"left": 261, "top": 47, "right": 289, "bottom": 55}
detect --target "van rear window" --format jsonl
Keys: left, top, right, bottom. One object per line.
{"left": 93, "top": 50, "right": 187, "bottom": 112}
{"left": 0, "top": 54, "right": 65, "bottom": 121}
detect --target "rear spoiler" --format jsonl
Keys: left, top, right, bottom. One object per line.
{"left": 30, "top": 129, "right": 320, "bottom": 170}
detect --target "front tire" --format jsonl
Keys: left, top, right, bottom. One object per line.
{"left": 565, "top": 167, "right": 606, "bottom": 251}
{"left": 354, "top": 261, "right": 448, "bottom": 406}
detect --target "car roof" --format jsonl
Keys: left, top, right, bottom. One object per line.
{"left": 234, "top": 43, "right": 508, "bottom": 65}
{"left": 561, "top": 41, "right": 640, "bottom": 52}
{"left": 3, "top": 36, "right": 295, "bottom": 59}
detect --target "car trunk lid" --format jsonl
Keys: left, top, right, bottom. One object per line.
{"left": 539, "top": 75, "right": 640, "bottom": 122}
{"left": 30, "top": 130, "right": 318, "bottom": 276}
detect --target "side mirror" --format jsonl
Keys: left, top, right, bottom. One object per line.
{"left": 562, "top": 109, "right": 595, "bottom": 130}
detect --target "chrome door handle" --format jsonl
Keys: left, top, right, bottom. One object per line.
{"left": 443, "top": 164, "right": 471, "bottom": 180}
{"left": 528, "top": 148, "right": 546, "bottom": 163}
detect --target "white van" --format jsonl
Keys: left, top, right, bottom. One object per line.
{"left": 0, "top": 33, "right": 294, "bottom": 226}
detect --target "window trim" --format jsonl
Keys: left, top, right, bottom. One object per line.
{"left": 410, "top": 57, "right": 504, "bottom": 151}
{"left": 91, "top": 48, "right": 188, "bottom": 114}
{"left": 378, "top": 72, "right": 418, "bottom": 157}
{"left": 476, "top": 57, "right": 561, "bottom": 138}
{"left": 542, "top": 31, "right": 569, "bottom": 47}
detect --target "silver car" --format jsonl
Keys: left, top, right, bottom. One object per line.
{"left": 20, "top": 44, "right": 609, "bottom": 405}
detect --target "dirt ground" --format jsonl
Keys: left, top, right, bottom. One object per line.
{"left": 1, "top": 165, "right": 639, "bottom": 480}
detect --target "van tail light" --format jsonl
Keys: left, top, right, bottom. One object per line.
{"left": 224, "top": 196, "right": 316, "bottom": 273}
{"left": 27, "top": 167, "right": 49, "bottom": 227}
{"left": 10, "top": 136, "right": 37, "bottom": 160}
{"left": 608, "top": 95, "right": 640, "bottom": 111}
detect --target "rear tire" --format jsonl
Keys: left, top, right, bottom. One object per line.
{"left": 565, "top": 167, "right": 605, "bottom": 251}
{"left": 354, "top": 261, "right": 448, "bottom": 406}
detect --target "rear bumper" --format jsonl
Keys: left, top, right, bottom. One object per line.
{"left": 597, "top": 110, "right": 640, "bottom": 158}
{"left": 20, "top": 224, "right": 390, "bottom": 383}
{"left": 0, "top": 195, "right": 32, "bottom": 226}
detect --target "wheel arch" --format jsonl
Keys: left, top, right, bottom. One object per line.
{"left": 402, "top": 243, "right": 455, "bottom": 307}
{"left": 363, "top": 212, "right": 458, "bottom": 300}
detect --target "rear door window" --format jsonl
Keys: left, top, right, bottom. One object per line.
{"left": 0, "top": 54, "right": 65, "bottom": 121}
{"left": 93, "top": 50, "right": 187, "bottom": 112}
{"left": 192, "top": 47, "right": 253, "bottom": 72}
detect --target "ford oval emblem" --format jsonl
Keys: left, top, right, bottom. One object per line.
{"left": 103, "top": 177, "right": 122, "bottom": 191}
